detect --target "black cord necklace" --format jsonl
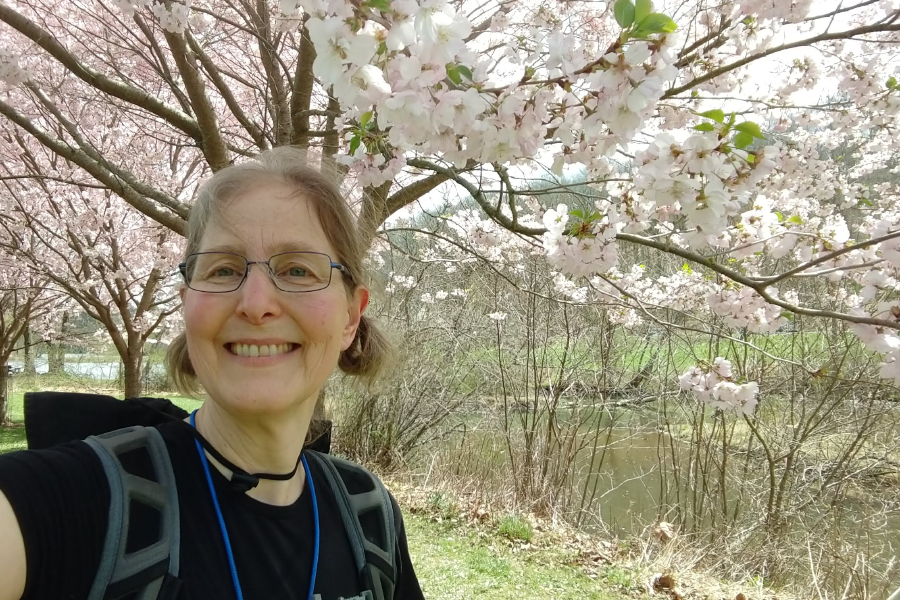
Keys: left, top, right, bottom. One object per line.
{"left": 179, "top": 420, "right": 304, "bottom": 493}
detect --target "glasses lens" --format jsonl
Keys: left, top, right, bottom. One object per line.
{"left": 269, "top": 252, "right": 332, "bottom": 292}
{"left": 185, "top": 253, "right": 247, "bottom": 292}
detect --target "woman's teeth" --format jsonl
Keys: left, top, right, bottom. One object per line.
{"left": 230, "top": 343, "right": 294, "bottom": 357}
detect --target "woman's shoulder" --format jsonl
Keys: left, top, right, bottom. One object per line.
{"left": 0, "top": 439, "right": 109, "bottom": 507}
{"left": 0, "top": 438, "right": 104, "bottom": 478}
{"left": 0, "top": 442, "right": 111, "bottom": 600}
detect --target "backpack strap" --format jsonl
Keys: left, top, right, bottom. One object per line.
{"left": 84, "top": 426, "right": 181, "bottom": 600}
{"left": 305, "top": 451, "right": 397, "bottom": 600}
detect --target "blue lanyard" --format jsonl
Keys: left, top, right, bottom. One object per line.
{"left": 190, "top": 410, "right": 320, "bottom": 600}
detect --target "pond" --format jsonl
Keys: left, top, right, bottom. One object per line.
{"left": 422, "top": 403, "right": 900, "bottom": 549}
{"left": 7, "top": 357, "right": 165, "bottom": 380}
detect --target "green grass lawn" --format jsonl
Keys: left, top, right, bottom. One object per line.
{"left": 405, "top": 516, "right": 638, "bottom": 599}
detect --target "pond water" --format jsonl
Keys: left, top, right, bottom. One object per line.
{"left": 7, "top": 358, "right": 165, "bottom": 380}
{"left": 425, "top": 405, "right": 900, "bottom": 545}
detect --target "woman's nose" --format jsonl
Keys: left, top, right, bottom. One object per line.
{"left": 235, "top": 264, "right": 282, "bottom": 322}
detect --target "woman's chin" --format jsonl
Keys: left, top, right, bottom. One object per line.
{"left": 212, "top": 389, "right": 309, "bottom": 417}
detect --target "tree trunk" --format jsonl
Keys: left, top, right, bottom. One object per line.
{"left": 0, "top": 363, "right": 9, "bottom": 425}
{"left": 47, "top": 312, "right": 69, "bottom": 375}
{"left": 23, "top": 329, "right": 36, "bottom": 376}
{"left": 123, "top": 351, "right": 143, "bottom": 398}
{"left": 47, "top": 342, "right": 65, "bottom": 374}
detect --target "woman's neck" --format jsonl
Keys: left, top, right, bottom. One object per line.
{"left": 192, "top": 399, "right": 315, "bottom": 506}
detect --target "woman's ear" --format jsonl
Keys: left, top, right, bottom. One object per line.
{"left": 342, "top": 286, "right": 369, "bottom": 350}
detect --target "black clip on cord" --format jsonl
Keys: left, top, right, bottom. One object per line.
{"left": 183, "top": 420, "right": 304, "bottom": 493}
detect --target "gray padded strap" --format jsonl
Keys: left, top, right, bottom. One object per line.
{"left": 306, "top": 451, "right": 397, "bottom": 600}
{"left": 85, "top": 426, "right": 180, "bottom": 600}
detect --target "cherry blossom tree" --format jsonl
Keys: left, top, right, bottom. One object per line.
{"left": 1, "top": 0, "right": 899, "bottom": 408}
{"left": 0, "top": 250, "right": 55, "bottom": 423}
{"left": 0, "top": 147, "right": 182, "bottom": 397}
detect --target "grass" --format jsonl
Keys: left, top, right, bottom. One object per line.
{"left": 404, "top": 515, "right": 635, "bottom": 599}
{"left": 0, "top": 424, "right": 26, "bottom": 454}
{"left": 496, "top": 514, "right": 533, "bottom": 543}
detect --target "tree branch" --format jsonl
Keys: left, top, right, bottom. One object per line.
{"left": 406, "top": 158, "right": 545, "bottom": 236}
{"left": 0, "top": 99, "right": 187, "bottom": 235}
{"left": 291, "top": 19, "right": 316, "bottom": 148}
{"left": 23, "top": 84, "right": 190, "bottom": 219}
{"left": 616, "top": 232, "right": 900, "bottom": 329}
{"left": 185, "top": 29, "right": 267, "bottom": 151}
{"left": 753, "top": 229, "right": 900, "bottom": 285}
{"left": 665, "top": 23, "right": 900, "bottom": 98}
{"left": 251, "top": 0, "right": 291, "bottom": 145}
{"left": 162, "top": 29, "right": 231, "bottom": 171}
{"left": 0, "top": 1, "right": 202, "bottom": 141}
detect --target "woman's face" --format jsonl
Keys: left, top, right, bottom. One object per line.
{"left": 180, "top": 181, "right": 368, "bottom": 417}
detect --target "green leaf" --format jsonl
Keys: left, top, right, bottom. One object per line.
{"left": 734, "top": 131, "right": 754, "bottom": 149}
{"left": 523, "top": 66, "right": 536, "bottom": 81}
{"left": 774, "top": 211, "right": 783, "bottom": 222}
{"left": 376, "top": 41, "right": 388, "bottom": 55}
{"left": 635, "top": 0, "right": 652, "bottom": 22}
{"left": 569, "top": 208, "right": 585, "bottom": 219}
{"left": 349, "top": 135, "right": 361, "bottom": 155}
{"left": 788, "top": 214, "right": 802, "bottom": 225}
{"left": 457, "top": 65, "right": 473, "bottom": 81}
{"left": 633, "top": 12, "right": 677, "bottom": 35}
{"left": 735, "top": 121, "right": 764, "bottom": 139}
{"left": 364, "top": 0, "right": 392, "bottom": 11}
{"left": 693, "top": 122, "right": 716, "bottom": 132}
{"left": 614, "top": 0, "right": 636, "bottom": 28}
{"left": 360, "top": 111, "right": 372, "bottom": 128}
{"left": 888, "top": 76, "right": 898, "bottom": 89}
{"left": 446, "top": 64, "right": 462, "bottom": 85}
{"left": 699, "top": 109, "right": 725, "bottom": 123}
{"left": 746, "top": 153, "right": 755, "bottom": 163}
{"left": 858, "top": 197, "right": 873, "bottom": 207}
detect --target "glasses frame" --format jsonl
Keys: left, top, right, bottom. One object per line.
{"left": 177, "top": 251, "right": 353, "bottom": 293}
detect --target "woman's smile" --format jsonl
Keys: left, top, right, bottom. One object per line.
{"left": 225, "top": 341, "right": 301, "bottom": 362}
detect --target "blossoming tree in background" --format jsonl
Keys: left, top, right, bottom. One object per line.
{"left": 0, "top": 250, "right": 54, "bottom": 423}
{"left": 1, "top": 0, "right": 899, "bottom": 414}
{"left": 0, "top": 143, "right": 183, "bottom": 396}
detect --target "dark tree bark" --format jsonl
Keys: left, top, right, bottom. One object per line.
{"left": 22, "top": 328, "right": 35, "bottom": 376}
{"left": 0, "top": 360, "right": 9, "bottom": 425}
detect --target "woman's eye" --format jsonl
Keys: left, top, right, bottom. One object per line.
{"left": 214, "top": 267, "right": 235, "bottom": 277}
{"left": 288, "top": 266, "right": 308, "bottom": 277}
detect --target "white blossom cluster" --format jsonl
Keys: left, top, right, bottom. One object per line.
{"left": 541, "top": 203, "right": 619, "bottom": 278}
{"left": 707, "top": 287, "right": 789, "bottom": 333}
{"left": 680, "top": 357, "right": 759, "bottom": 416}
{"left": 0, "top": 48, "right": 29, "bottom": 86}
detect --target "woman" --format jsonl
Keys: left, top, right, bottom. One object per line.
{"left": 0, "top": 147, "right": 425, "bottom": 600}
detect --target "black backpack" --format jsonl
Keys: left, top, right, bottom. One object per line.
{"left": 24, "top": 392, "right": 398, "bottom": 600}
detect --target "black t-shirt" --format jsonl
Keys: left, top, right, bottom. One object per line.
{"left": 0, "top": 420, "right": 424, "bottom": 600}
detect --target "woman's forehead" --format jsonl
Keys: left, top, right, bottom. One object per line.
{"left": 199, "top": 186, "right": 333, "bottom": 255}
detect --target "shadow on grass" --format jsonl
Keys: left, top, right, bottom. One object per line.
{"left": 0, "top": 424, "right": 27, "bottom": 455}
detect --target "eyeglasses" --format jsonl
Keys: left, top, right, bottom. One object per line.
{"left": 178, "top": 251, "right": 352, "bottom": 293}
